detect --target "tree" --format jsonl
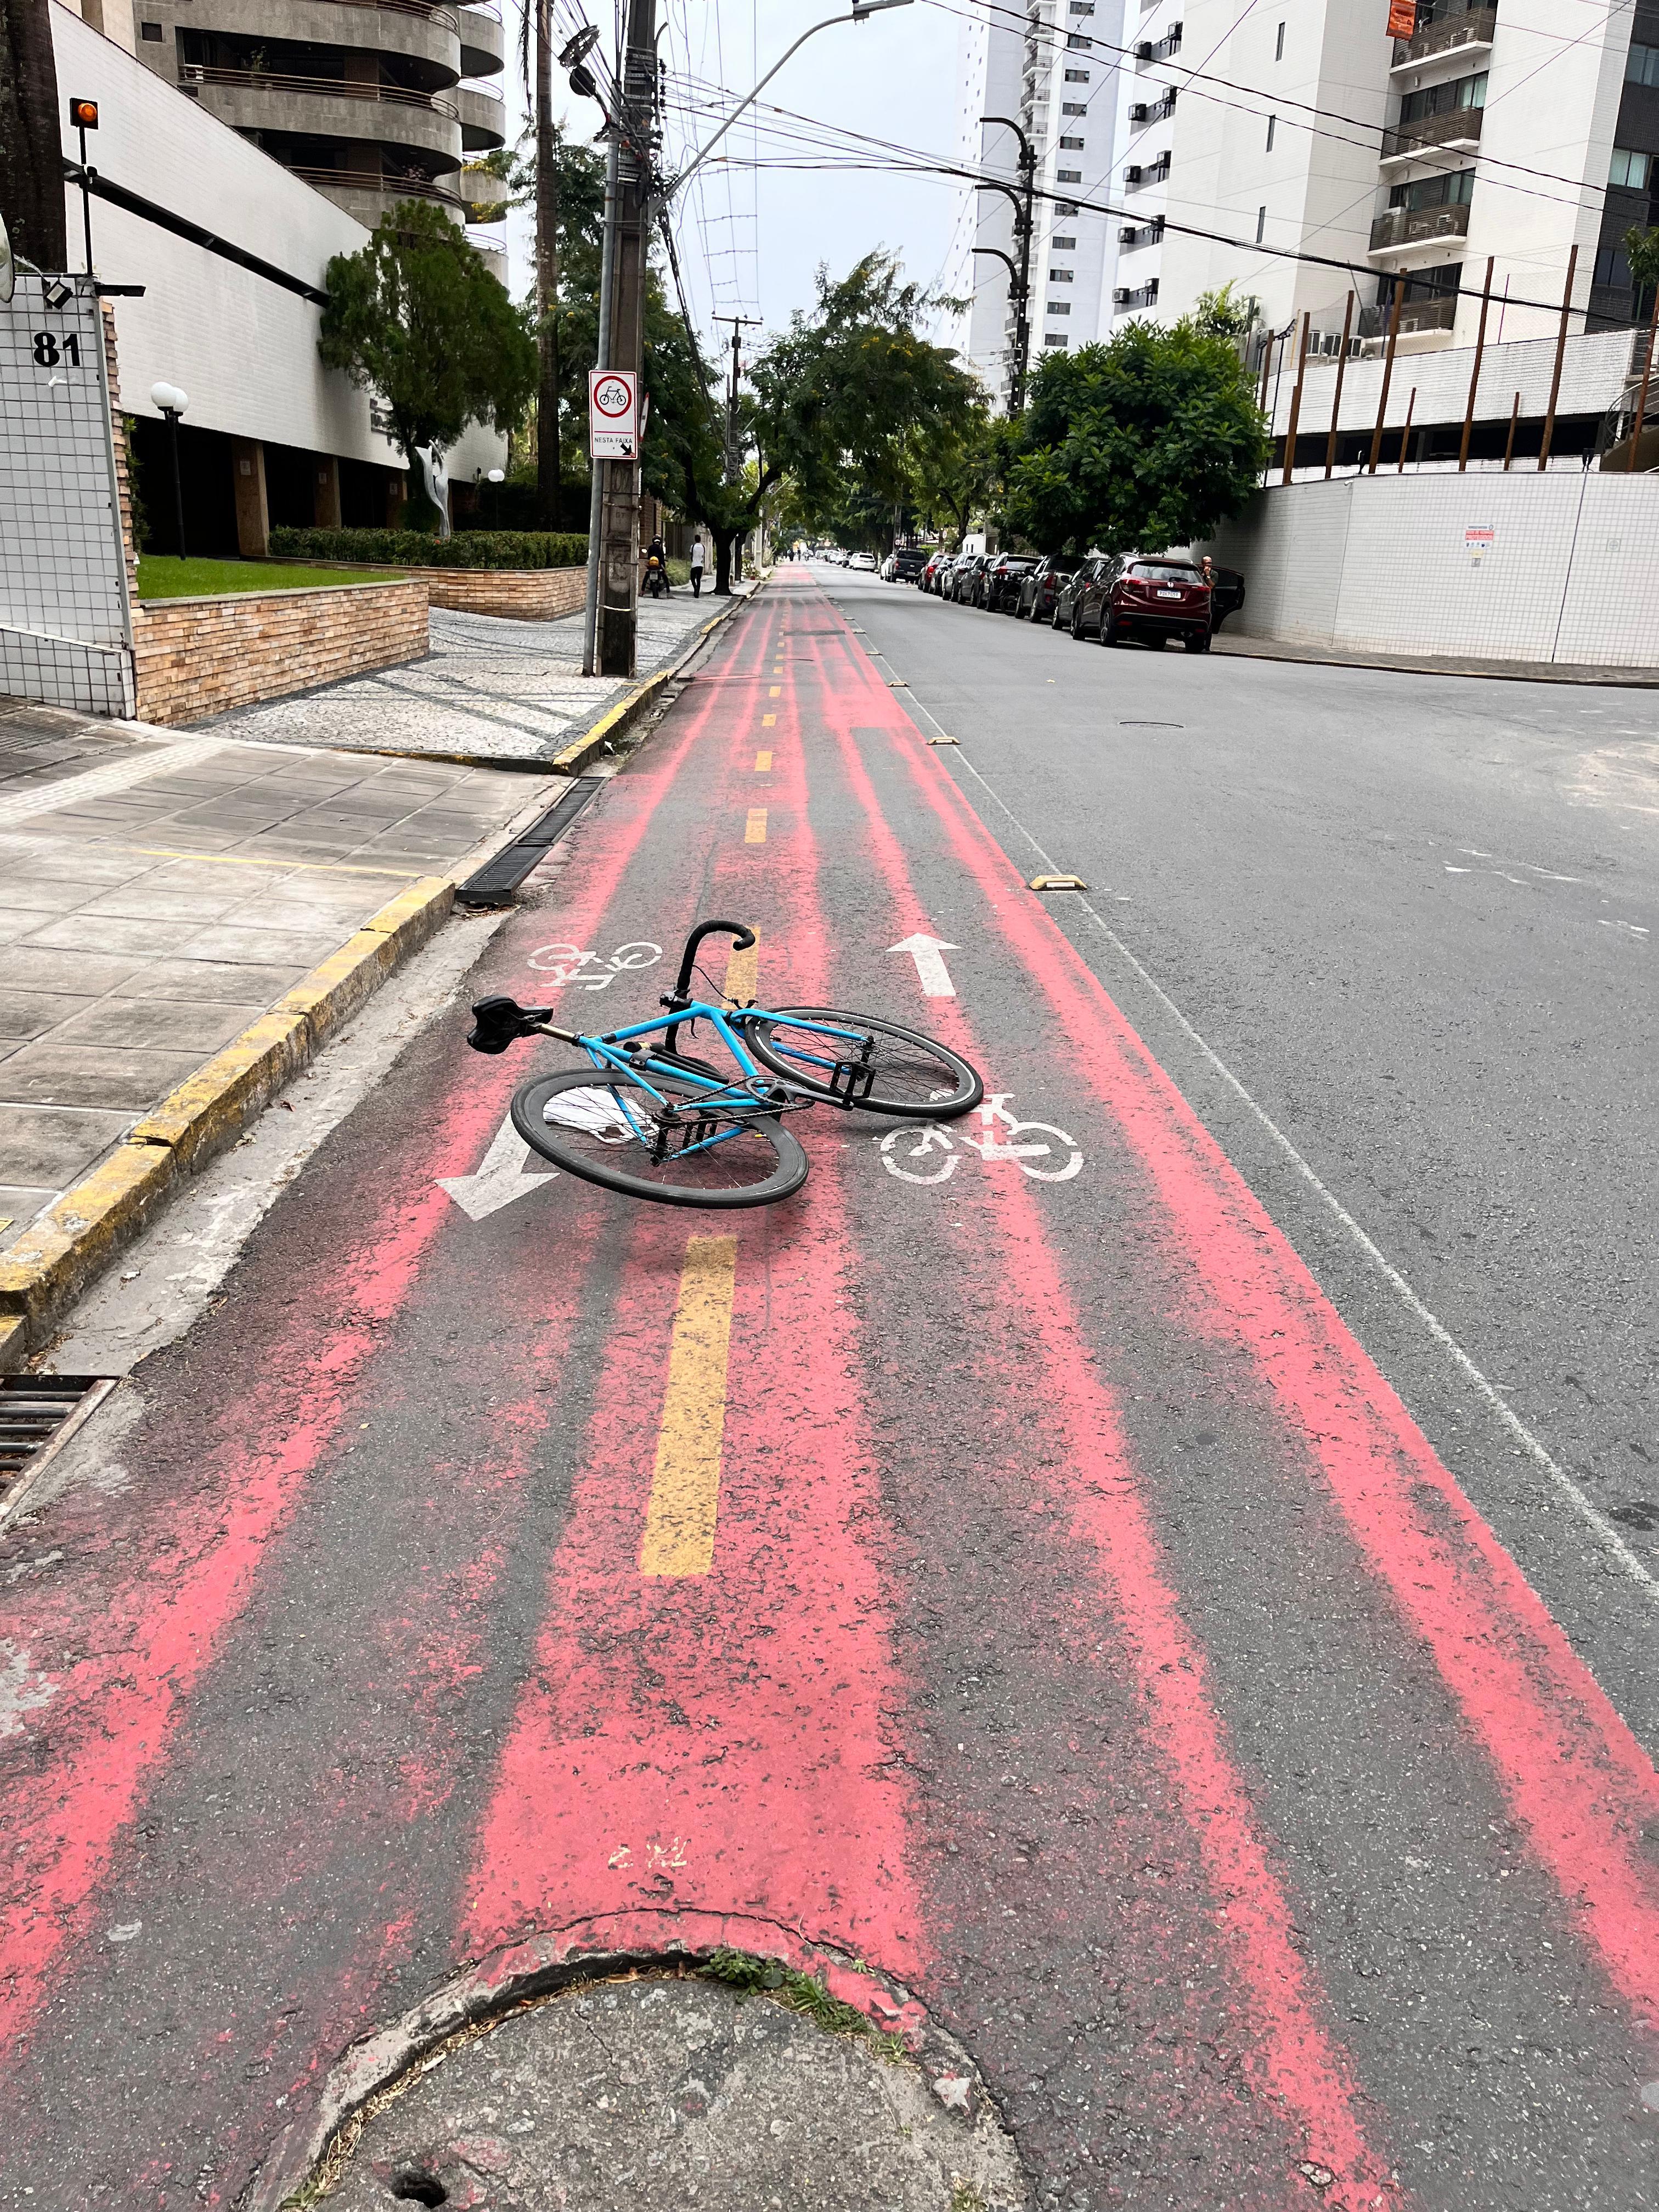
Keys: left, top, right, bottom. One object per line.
{"left": 1626, "top": 225, "right": 1659, "bottom": 304}
{"left": 906, "top": 403, "right": 1003, "bottom": 548}
{"left": 1000, "top": 320, "right": 1270, "bottom": 559}
{"left": 652, "top": 253, "right": 977, "bottom": 592}
{"left": 1, "top": 0, "right": 67, "bottom": 269}
{"left": 318, "top": 201, "right": 536, "bottom": 524}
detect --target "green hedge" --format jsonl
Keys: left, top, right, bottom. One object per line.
{"left": 268, "top": 527, "right": 589, "bottom": 571}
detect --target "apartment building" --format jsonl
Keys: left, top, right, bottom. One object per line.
{"left": 124, "top": 0, "right": 510, "bottom": 277}
{"left": 946, "top": 0, "right": 1127, "bottom": 406}
{"left": 1113, "top": 2, "right": 1655, "bottom": 360}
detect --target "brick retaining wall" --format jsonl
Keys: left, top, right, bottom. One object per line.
{"left": 288, "top": 561, "right": 589, "bottom": 622}
{"left": 133, "top": 581, "right": 429, "bottom": 726}
{"left": 420, "top": 566, "right": 587, "bottom": 620}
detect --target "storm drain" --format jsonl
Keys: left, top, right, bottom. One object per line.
{"left": 455, "top": 778, "right": 603, "bottom": 911}
{"left": 0, "top": 1376, "right": 112, "bottom": 1510}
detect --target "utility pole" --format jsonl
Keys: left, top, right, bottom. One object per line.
{"left": 594, "top": 0, "right": 658, "bottom": 679}
{"left": 1, "top": 0, "right": 69, "bottom": 269}
{"left": 712, "top": 312, "right": 760, "bottom": 477}
{"left": 534, "top": 0, "right": 561, "bottom": 527}
{"left": 710, "top": 314, "right": 759, "bottom": 585}
{"left": 978, "top": 115, "right": 1034, "bottom": 414}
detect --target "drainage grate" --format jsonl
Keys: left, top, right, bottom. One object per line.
{"left": 454, "top": 778, "right": 603, "bottom": 911}
{"left": 0, "top": 1376, "right": 111, "bottom": 1508}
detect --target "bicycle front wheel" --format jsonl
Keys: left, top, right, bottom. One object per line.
{"left": 742, "top": 1009, "right": 983, "bottom": 1121}
{"left": 511, "top": 1069, "right": 808, "bottom": 1209}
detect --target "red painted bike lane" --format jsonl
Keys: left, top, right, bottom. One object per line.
{"left": 0, "top": 576, "right": 1652, "bottom": 2211}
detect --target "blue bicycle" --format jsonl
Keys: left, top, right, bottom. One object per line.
{"left": 467, "top": 918, "right": 984, "bottom": 1209}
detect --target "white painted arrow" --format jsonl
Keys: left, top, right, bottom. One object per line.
{"left": 437, "top": 1111, "right": 557, "bottom": 1221}
{"left": 889, "top": 933, "right": 960, "bottom": 998}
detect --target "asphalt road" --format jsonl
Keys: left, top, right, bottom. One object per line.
{"left": 822, "top": 566, "right": 1659, "bottom": 1748}
{"left": 1, "top": 572, "right": 1655, "bottom": 2210}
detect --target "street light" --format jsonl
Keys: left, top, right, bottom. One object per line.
{"left": 667, "top": 0, "right": 915, "bottom": 193}
{"left": 150, "top": 381, "right": 189, "bottom": 560}
{"left": 977, "top": 115, "right": 1036, "bottom": 415}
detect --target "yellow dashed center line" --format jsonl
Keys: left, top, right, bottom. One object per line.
{"left": 744, "top": 807, "right": 768, "bottom": 844}
{"left": 761, "top": 713, "right": 776, "bottom": 727}
{"left": 639, "top": 1236, "right": 738, "bottom": 1578}
{"left": 723, "top": 937, "right": 758, "bottom": 1005}
{"left": 769, "top": 686, "right": 781, "bottom": 698}
{"left": 754, "top": 749, "right": 772, "bottom": 771}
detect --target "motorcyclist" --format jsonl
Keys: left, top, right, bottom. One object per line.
{"left": 646, "top": 533, "right": 670, "bottom": 596}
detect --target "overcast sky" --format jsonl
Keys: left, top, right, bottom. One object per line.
{"left": 500, "top": 1, "right": 964, "bottom": 352}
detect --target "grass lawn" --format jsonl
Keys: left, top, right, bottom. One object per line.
{"left": 136, "top": 556, "right": 404, "bottom": 599}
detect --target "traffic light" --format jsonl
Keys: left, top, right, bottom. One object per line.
{"left": 68, "top": 97, "right": 99, "bottom": 129}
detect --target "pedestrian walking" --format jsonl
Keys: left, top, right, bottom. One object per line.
{"left": 690, "top": 537, "right": 706, "bottom": 597}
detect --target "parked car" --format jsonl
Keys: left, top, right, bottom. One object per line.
{"left": 1053, "top": 557, "right": 1110, "bottom": 635}
{"left": 1206, "top": 564, "right": 1245, "bottom": 629}
{"left": 983, "top": 554, "right": 1041, "bottom": 614}
{"left": 1016, "top": 555, "right": 1073, "bottom": 623}
{"left": 1079, "top": 554, "right": 1213, "bottom": 651}
{"left": 849, "top": 551, "right": 878, "bottom": 572}
{"left": 879, "top": 554, "right": 898, "bottom": 581}
{"left": 950, "top": 552, "right": 993, "bottom": 605}
{"left": 893, "top": 547, "right": 929, "bottom": 582}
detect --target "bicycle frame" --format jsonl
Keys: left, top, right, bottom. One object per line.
{"left": 545, "top": 1003, "right": 871, "bottom": 1164}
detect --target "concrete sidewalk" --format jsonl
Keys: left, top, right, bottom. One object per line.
{"left": 1213, "top": 629, "right": 1659, "bottom": 686}
{"left": 204, "top": 582, "right": 756, "bottom": 765}
{"left": 0, "top": 701, "right": 561, "bottom": 1271}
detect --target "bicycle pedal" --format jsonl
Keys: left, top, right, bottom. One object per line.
{"left": 827, "top": 1057, "right": 878, "bottom": 1105}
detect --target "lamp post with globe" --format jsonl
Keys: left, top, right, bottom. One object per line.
{"left": 150, "top": 382, "right": 189, "bottom": 560}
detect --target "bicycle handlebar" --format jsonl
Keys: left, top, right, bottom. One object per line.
{"left": 670, "top": 918, "right": 755, "bottom": 1003}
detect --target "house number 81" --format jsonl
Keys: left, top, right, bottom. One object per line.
{"left": 33, "top": 332, "right": 83, "bottom": 368}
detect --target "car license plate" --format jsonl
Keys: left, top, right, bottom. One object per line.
{"left": 1156, "top": 588, "right": 1180, "bottom": 599}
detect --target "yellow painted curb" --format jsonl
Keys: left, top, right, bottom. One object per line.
{"left": 0, "top": 1144, "right": 178, "bottom": 1334}
{"left": 0, "top": 874, "right": 456, "bottom": 1367}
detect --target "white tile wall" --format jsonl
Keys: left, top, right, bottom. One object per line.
{"left": 1198, "top": 472, "right": 1659, "bottom": 670}
{"left": 0, "top": 279, "right": 136, "bottom": 713}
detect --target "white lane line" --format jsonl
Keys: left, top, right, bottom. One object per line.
{"left": 889, "top": 662, "right": 1657, "bottom": 1600}
{"left": 0, "top": 738, "right": 225, "bottom": 827}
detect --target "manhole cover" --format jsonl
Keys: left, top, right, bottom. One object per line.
{"left": 313, "top": 1974, "right": 1025, "bottom": 2211}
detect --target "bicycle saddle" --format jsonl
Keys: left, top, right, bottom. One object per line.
{"left": 467, "top": 996, "right": 551, "bottom": 1054}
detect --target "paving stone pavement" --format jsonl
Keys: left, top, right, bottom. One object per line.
{"left": 204, "top": 584, "right": 753, "bottom": 765}
{"left": 0, "top": 702, "right": 559, "bottom": 1251}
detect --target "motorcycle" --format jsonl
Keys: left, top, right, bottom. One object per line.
{"left": 645, "top": 552, "right": 669, "bottom": 599}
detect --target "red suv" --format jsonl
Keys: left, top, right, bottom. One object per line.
{"left": 1078, "top": 555, "right": 1213, "bottom": 652}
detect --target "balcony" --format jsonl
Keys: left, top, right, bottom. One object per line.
{"left": 1359, "top": 291, "right": 1458, "bottom": 340}
{"left": 1382, "top": 104, "right": 1483, "bottom": 162}
{"left": 1368, "top": 199, "right": 1470, "bottom": 253}
{"left": 458, "top": 3, "right": 504, "bottom": 79}
{"left": 457, "top": 84, "right": 506, "bottom": 150}
{"left": 179, "top": 65, "right": 460, "bottom": 121}
{"left": 1392, "top": 4, "right": 1496, "bottom": 71}
{"left": 1134, "top": 25, "right": 1182, "bottom": 70}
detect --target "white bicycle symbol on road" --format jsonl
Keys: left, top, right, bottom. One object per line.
{"left": 526, "top": 941, "right": 662, "bottom": 990}
{"left": 878, "top": 1093, "right": 1084, "bottom": 1184}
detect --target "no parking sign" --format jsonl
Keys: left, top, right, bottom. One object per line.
{"left": 589, "top": 368, "right": 639, "bottom": 459}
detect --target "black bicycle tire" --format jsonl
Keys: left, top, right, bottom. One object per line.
{"left": 511, "top": 1068, "right": 809, "bottom": 1209}
{"left": 741, "top": 1008, "right": 984, "bottom": 1121}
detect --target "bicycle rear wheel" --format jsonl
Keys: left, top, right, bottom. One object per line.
{"left": 742, "top": 1009, "right": 983, "bottom": 1121}
{"left": 511, "top": 1069, "right": 808, "bottom": 1209}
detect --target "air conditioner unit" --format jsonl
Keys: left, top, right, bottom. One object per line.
{"left": 1113, "top": 287, "right": 1133, "bottom": 304}
{"left": 1136, "top": 41, "right": 1153, "bottom": 61}
{"left": 1129, "top": 103, "right": 1148, "bottom": 122}
{"left": 1118, "top": 225, "right": 1138, "bottom": 243}
{"left": 1123, "top": 165, "right": 1143, "bottom": 184}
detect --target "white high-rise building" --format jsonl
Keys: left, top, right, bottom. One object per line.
{"left": 946, "top": 1, "right": 1128, "bottom": 406}
{"left": 1110, "top": 2, "right": 1655, "bottom": 358}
